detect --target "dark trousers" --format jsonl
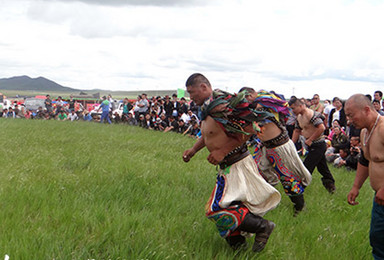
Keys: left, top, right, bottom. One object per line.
{"left": 303, "top": 141, "right": 335, "bottom": 185}
{"left": 371, "top": 197, "right": 384, "bottom": 259}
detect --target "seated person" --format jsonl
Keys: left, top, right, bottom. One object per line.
{"left": 330, "top": 126, "right": 348, "bottom": 152}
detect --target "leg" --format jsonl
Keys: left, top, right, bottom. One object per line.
{"left": 317, "top": 153, "right": 336, "bottom": 193}
{"left": 289, "top": 194, "right": 305, "bottom": 216}
{"left": 225, "top": 234, "right": 246, "bottom": 250}
{"left": 304, "top": 142, "right": 335, "bottom": 193}
{"left": 253, "top": 145, "right": 279, "bottom": 186}
{"left": 237, "top": 213, "right": 275, "bottom": 252}
{"left": 370, "top": 199, "right": 384, "bottom": 259}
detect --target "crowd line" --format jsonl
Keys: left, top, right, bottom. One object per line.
{"left": 1, "top": 90, "right": 384, "bottom": 169}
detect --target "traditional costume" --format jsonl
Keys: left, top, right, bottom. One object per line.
{"left": 249, "top": 90, "right": 311, "bottom": 215}
{"left": 200, "top": 90, "right": 281, "bottom": 250}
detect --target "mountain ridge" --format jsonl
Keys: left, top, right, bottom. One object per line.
{"left": 0, "top": 75, "right": 78, "bottom": 92}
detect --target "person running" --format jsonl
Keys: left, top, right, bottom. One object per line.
{"left": 289, "top": 97, "right": 336, "bottom": 194}
{"left": 182, "top": 73, "right": 281, "bottom": 251}
{"left": 240, "top": 87, "right": 312, "bottom": 216}
{"left": 346, "top": 94, "right": 384, "bottom": 259}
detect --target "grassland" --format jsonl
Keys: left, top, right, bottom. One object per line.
{"left": 0, "top": 119, "right": 373, "bottom": 259}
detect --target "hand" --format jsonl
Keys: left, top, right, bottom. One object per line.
{"left": 375, "top": 187, "right": 384, "bottom": 205}
{"left": 182, "top": 149, "right": 195, "bottom": 163}
{"left": 347, "top": 187, "right": 360, "bottom": 206}
{"left": 305, "top": 139, "right": 313, "bottom": 147}
{"left": 207, "top": 150, "right": 226, "bottom": 165}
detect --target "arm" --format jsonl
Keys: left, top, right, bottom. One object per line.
{"left": 347, "top": 162, "right": 369, "bottom": 205}
{"left": 292, "top": 128, "right": 302, "bottom": 143}
{"left": 182, "top": 136, "right": 206, "bottom": 162}
{"left": 305, "top": 124, "right": 325, "bottom": 146}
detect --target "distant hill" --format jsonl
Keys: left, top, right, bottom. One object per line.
{"left": 0, "top": 76, "right": 77, "bottom": 92}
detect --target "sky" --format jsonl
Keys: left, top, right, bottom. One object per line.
{"left": 1, "top": 0, "right": 384, "bottom": 100}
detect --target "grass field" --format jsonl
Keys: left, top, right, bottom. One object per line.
{"left": 0, "top": 119, "right": 373, "bottom": 259}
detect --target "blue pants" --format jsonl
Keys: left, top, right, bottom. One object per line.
{"left": 100, "top": 111, "right": 111, "bottom": 124}
{"left": 371, "top": 197, "right": 384, "bottom": 259}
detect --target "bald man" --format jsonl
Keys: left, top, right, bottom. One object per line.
{"left": 346, "top": 94, "right": 384, "bottom": 259}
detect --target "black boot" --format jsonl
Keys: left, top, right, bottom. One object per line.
{"left": 225, "top": 235, "right": 247, "bottom": 250}
{"left": 323, "top": 180, "right": 336, "bottom": 194}
{"left": 289, "top": 194, "right": 305, "bottom": 217}
{"left": 237, "top": 213, "right": 275, "bottom": 252}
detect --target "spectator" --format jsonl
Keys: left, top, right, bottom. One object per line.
{"left": 372, "top": 100, "right": 384, "bottom": 116}
{"left": 334, "top": 146, "right": 359, "bottom": 171}
{"left": 328, "top": 97, "right": 347, "bottom": 129}
{"left": 122, "top": 98, "right": 133, "bottom": 123}
{"left": 325, "top": 139, "right": 339, "bottom": 163}
{"left": 327, "top": 120, "right": 346, "bottom": 141}
{"left": 55, "top": 96, "right": 64, "bottom": 116}
{"left": 68, "top": 110, "right": 78, "bottom": 121}
{"left": 189, "top": 100, "right": 199, "bottom": 118}
{"left": 176, "top": 119, "right": 188, "bottom": 134}
{"left": 134, "top": 95, "right": 149, "bottom": 122}
{"left": 45, "top": 94, "right": 53, "bottom": 113}
{"left": 7, "top": 107, "right": 16, "bottom": 118}
{"left": 113, "top": 112, "right": 121, "bottom": 124}
{"left": 310, "top": 94, "right": 324, "bottom": 114}
{"left": 178, "top": 97, "right": 189, "bottom": 115}
{"left": 127, "top": 113, "right": 137, "bottom": 126}
{"left": 108, "top": 94, "right": 115, "bottom": 111}
{"left": 138, "top": 114, "right": 146, "bottom": 128}
{"left": 158, "top": 114, "right": 168, "bottom": 131}
{"left": 83, "top": 111, "right": 92, "bottom": 121}
{"left": 68, "top": 95, "right": 75, "bottom": 112}
{"left": 330, "top": 126, "right": 348, "bottom": 152}
{"left": 98, "top": 96, "right": 112, "bottom": 124}
{"left": 2, "top": 108, "right": 8, "bottom": 118}
{"left": 164, "top": 116, "right": 178, "bottom": 132}
{"left": 36, "top": 106, "right": 45, "bottom": 119}
{"left": 58, "top": 111, "right": 67, "bottom": 121}
{"left": 171, "top": 93, "right": 180, "bottom": 118}
{"left": 183, "top": 120, "right": 200, "bottom": 138}
{"left": 163, "top": 95, "right": 173, "bottom": 118}
{"left": 374, "top": 90, "right": 383, "bottom": 102}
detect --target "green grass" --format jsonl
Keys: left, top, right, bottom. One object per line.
{"left": 0, "top": 119, "right": 373, "bottom": 259}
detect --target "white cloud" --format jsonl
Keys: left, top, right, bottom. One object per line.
{"left": 0, "top": 0, "right": 384, "bottom": 99}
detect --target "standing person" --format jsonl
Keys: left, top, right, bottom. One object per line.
{"left": 55, "top": 96, "right": 64, "bottom": 116}
{"left": 345, "top": 94, "right": 384, "bottom": 259}
{"left": 68, "top": 95, "right": 75, "bottom": 112}
{"left": 373, "top": 90, "right": 383, "bottom": 102}
{"left": 309, "top": 94, "right": 324, "bottom": 114}
{"left": 122, "top": 98, "right": 133, "bottom": 122}
{"left": 134, "top": 95, "right": 148, "bottom": 122}
{"left": 328, "top": 97, "right": 347, "bottom": 129}
{"left": 289, "top": 97, "right": 336, "bottom": 194}
{"left": 45, "top": 94, "right": 53, "bottom": 114}
{"left": 182, "top": 73, "right": 280, "bottom": 251}
{"left": 98, "top": 96, "right": 111, "bottom": 124}
{"left": 163, "top": 95, "right": 173, "bottom": 118}
{"left": 240, "top": 87, "right": 312, "bottom": 216}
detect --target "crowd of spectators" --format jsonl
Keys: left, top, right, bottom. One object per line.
{"left": 304, "top": 90, "right": 384, "bottom": 171}
{"left": 0, "top": 93, "right": 202, "bottom": 139}
{"left": 2, "top": 89, "right": 384, "bottom": 167}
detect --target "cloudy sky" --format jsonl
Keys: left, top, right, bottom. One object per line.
{"left": 1, "top": 0, "right": 384, "bottom": 99}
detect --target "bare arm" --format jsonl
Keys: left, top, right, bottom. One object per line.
{"left": 292, "top": 128, "right": 302, "bottom": 143}
{"left": 347, "top": 162, "right": 369, "bottom": 206}
{"left": 182, "top": 136, "right": 205, "bottom": 162}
